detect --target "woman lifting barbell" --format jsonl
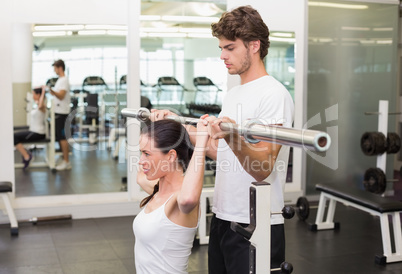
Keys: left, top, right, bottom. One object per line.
{"left": 132, "top": 115, "right": 210, "bottom": 273}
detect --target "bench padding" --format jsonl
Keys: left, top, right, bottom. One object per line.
{"left": 0, "top": 181, "right": 12, "bottom": 193}
{"left": 316, "top": 183, "right": 402, "bottom": 213}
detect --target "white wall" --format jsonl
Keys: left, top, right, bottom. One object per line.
{"left": 0, "top": 0, "right": 15, "bottom": 187}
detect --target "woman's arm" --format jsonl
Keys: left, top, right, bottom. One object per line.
{"left": 177, "top": 115, "right": 209, "bottom": 214}
{"left": 184, "top": 124, "right": 218, "bottom": 161}
{"left": 38, "top": 87, "right": 46, "bottom": 113}
{"left": 137, "top": 166, "right": 158, "bottom": 195}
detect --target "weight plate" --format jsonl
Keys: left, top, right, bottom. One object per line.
{"left": 387, "top": 132, "right": 401, "bottom": 154}
{"left": 296, "top": 196, "right": 310, "bottom": 221}
{"left": 360, "top": 132, "right": 387, "bottom": 156}
{"left": 363, "top": 167, "right": 386, "bottom": 194}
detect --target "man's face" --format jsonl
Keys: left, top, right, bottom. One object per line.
{"left": 218, "top": 37, "right": 252, "bottom": 76}
{"left": 53, "top": 66, "right": 61, "bottom": 76}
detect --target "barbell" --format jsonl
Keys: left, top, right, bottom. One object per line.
{"left": 121, "top": 108, "right": 331, "bottom": 152}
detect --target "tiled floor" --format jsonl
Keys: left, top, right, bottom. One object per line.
{"left": 9, "top": 140, "right": 402, "bottom": 273}
{"left": 1, "top": 204, "right": 402, "bottom": 274}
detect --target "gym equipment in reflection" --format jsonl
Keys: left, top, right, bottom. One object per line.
{"left": 82, "top": 76, "right": 109, "bottom": 93}
{"left": 46, "top": 77, "right": 58, "bottom": 88}
{"left": 14, "top": 94, "right": 57, "bottom": 170}
{"left": 193, "top": 76, "right": 222, "bottom": 105}
{"left": 186, "top": 103, "right": 221, "bottom": 118}
{"left": 71, "top": 74, "right": 129, "bottom": 144}
{"left": 121, "top": 107, "right": 332, "bottom": 152}
{"left": 156, "top": 76, "right": 188, "bottom": 111}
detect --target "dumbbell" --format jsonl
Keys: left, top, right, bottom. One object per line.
{"left": 272, "top": 197, "right": 310, "bottom": 221}
{"left": 272, "top": 206, "right": 295, "bottom": 219}
{"left": 271, "top": 262, "right": 293, "bottom": 273}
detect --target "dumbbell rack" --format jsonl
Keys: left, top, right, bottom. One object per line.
{"left": 365, "top": 100, "right": 394, "bottom": 196}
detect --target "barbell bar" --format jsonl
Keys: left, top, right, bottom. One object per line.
{"left": 121, "top": 108, "right": 332, "bottom": 152}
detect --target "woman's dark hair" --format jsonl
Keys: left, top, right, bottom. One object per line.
{"left": 211, "top": 5, "right": 270, "bottom": 60}
{"left": 33, "top": 87, "right": 42, "bottom": 95}
{"left": 140, "top": 119, "right": 193, "bottom": 207}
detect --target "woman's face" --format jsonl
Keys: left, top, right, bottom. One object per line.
{"left": 32, "top": 92, "right": 40, "bottom": 101}
{"left": 139, "top": 134, "right": 172, "bottom": 181}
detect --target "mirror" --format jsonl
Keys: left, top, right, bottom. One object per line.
{"left": 13, "top": 24, "right": 129, "bottom": 197}
{"left": 12, "top": 1, "right": 297, "bottom": 198}
{"left": 139, "top": 1, "right": 227, "bottom": 116}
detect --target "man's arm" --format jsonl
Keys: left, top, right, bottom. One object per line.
{"left": 208, "top": 116, "right": 282, "bottom": 182}
{"left": 49, "top": 88, "right": 66, "bottom": 100}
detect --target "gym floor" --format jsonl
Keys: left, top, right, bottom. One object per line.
{"left": 1, "top": 204, "right": 402, "bottom": 273}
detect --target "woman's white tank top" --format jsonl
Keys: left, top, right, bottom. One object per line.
{"left": 132, "top": 195, "right": 198, "bottom": 274}
{"left": 29, "top": 108, "right": 46, "bottom": 135}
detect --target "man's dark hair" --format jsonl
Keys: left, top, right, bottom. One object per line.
{"left": 52, "top": 59, "right": 65, "bottom": 71}
{"left": 211, "top": 5, "right": 270, "bottom": 59}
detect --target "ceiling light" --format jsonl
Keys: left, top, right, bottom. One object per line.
{"left": 373, "top": 28, "right": 393, "bottom": 31}
{"left": 187, "top": 33, "right": 213, "bottom": 38}
{"left": 107, "top": 30, "right": 127, "bottom": 36}
{"left": 141, "top": 27, "right": 179, "bottom": 33}
{"left": 308, "top": 2, "right": 368, "bottom": 9}
{"left": 179, "top": 28, "right": 211, "bottom": 34}
{"left": 161, "top": 15, "right": 219, "bottom": 23}
{"left": 376, "top": 40, "right": 392, "bottom": 44}
{"left": 34, "top": 25, "right": 84, "bottom": 31}
{"left": 341, "top": 26, "right": 370, "bottom": 31}
{"left": 318, "top": 38, "right": 333, "bottom": 43}
{"left": 77, "top": 30, "right": 107, "bottom": 36}
{"left": 271, "top": 32, "right": 294, "bottom": 38}
{"left": 140, "top": 15, "right": 162, "bottom": 21}
{"left": 85, "top": 25, "right": 127, "bottom": 30}
{"left": 147, "top": 32, "right": 187, "bottom": 38}
{"left": 270, "top": 37, "right": 296, "bottom": 43}
{"left": 360, "top": 40, "right": 375, "bottom": 44}
{"left": 192, "top": 3, "right": 222, "bottom": 17}
{"left": 32, "top": 31, "right": 67, "bottom": 37}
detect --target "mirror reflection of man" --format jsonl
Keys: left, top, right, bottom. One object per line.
{"left": 47, "top": 59, "right": 71, "bottom": 170}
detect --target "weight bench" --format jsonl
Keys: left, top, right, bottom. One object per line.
{"left": 0, "top": 181, "right": 18, "bottom": 236}
{"left": 312, "top": 183, "right": 402, "bottom": 265}
{"left": 14, "top": 106, "right": 56, "bottom": 170}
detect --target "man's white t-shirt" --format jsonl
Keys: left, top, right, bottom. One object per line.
{"left": 52, "top": 76, "right": 71, "bottom": 114}
{"left": 213, "top": 75, "right": 294, "bottom": 225}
